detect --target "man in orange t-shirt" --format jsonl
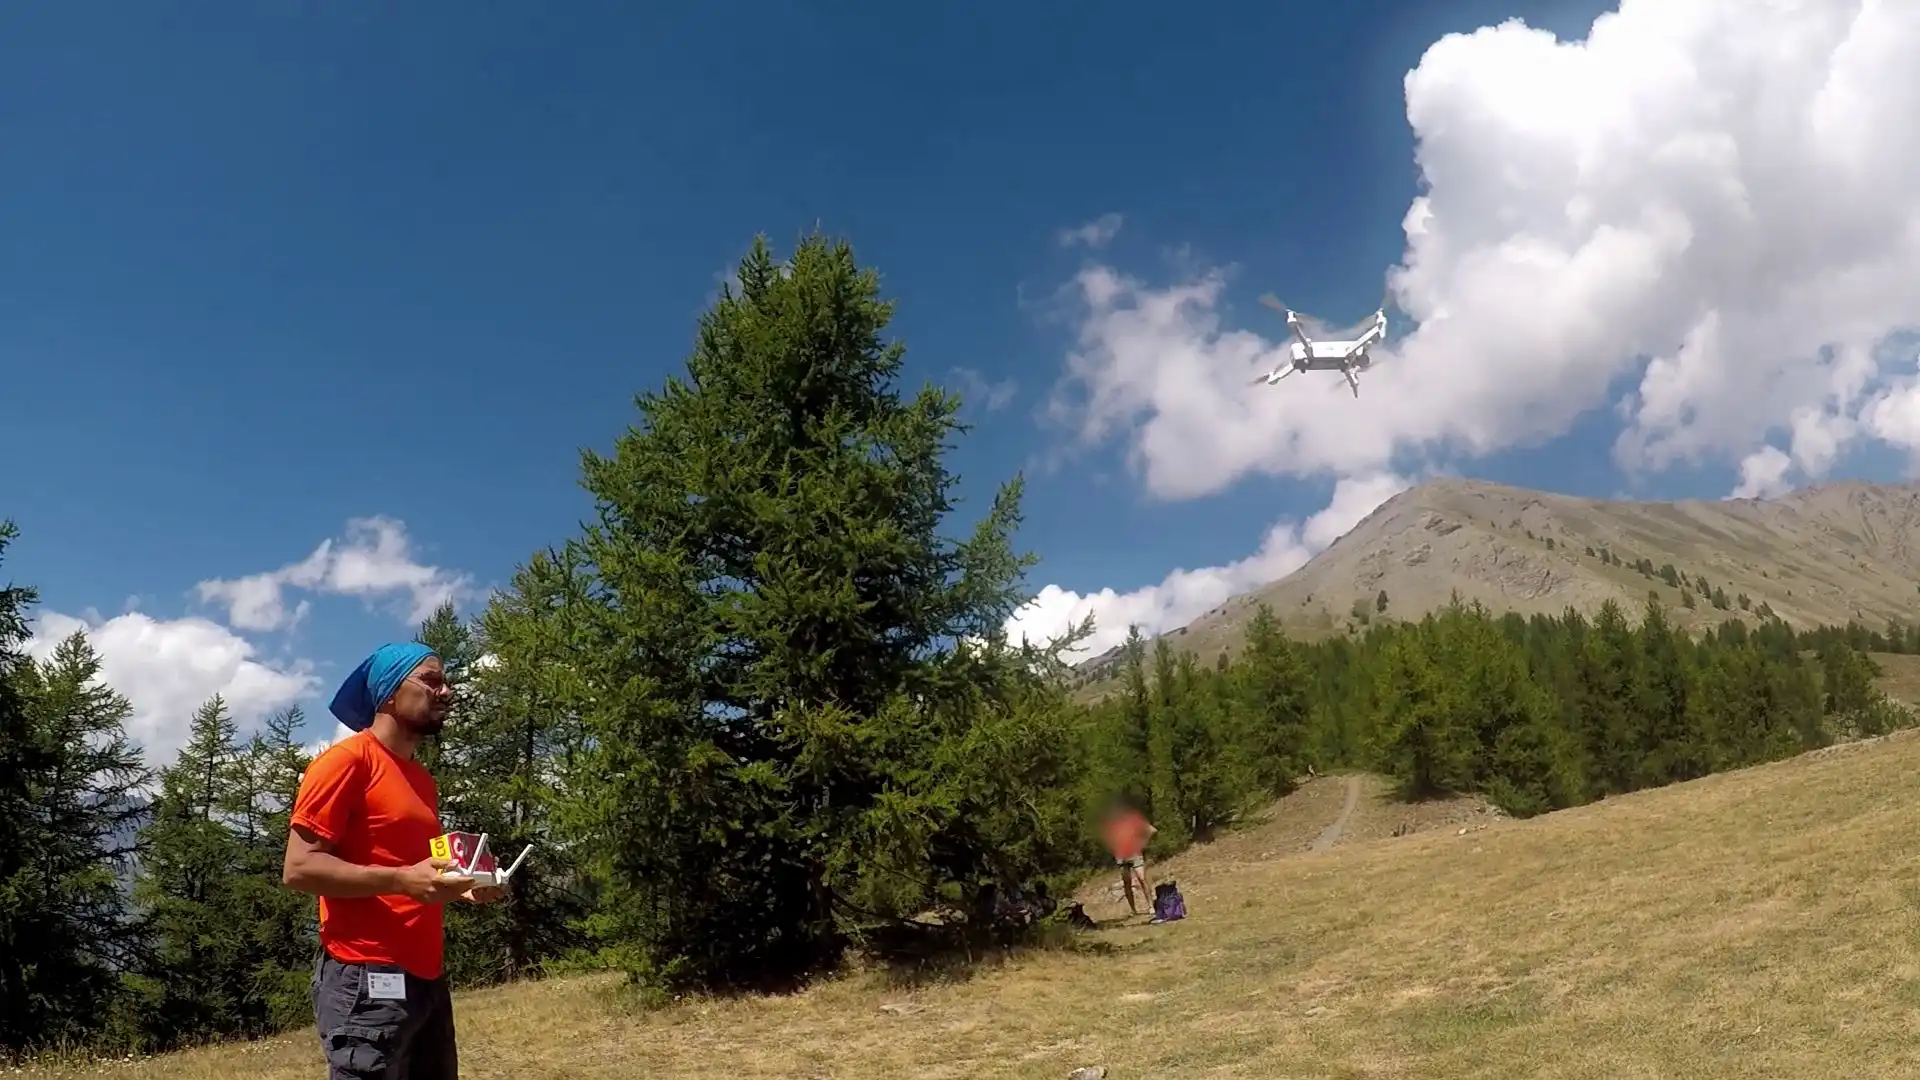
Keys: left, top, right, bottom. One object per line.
{"left": 1101, "top": 800, "right": 1157, "bottom": 916}
{"left": 284, "top": 641, "right": 504, "bottom": 1080}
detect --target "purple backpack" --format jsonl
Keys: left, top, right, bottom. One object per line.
{"left": 1151, "top": 881, "right": 1186, "bottom": 923}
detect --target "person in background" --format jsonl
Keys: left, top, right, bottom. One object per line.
{"left": 1101, "top": 799, "right": 1157, "bottom": 916}
{"left": 282, "top": 641, "right": 505, "bottom": 1080}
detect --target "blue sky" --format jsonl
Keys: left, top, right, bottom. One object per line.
{"left": 5, "top": 0, "right": 1916, "bottom": 762}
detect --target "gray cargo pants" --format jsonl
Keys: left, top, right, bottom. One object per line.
{"left": 311, "top": 949, "right": 458, "bottom": 1080}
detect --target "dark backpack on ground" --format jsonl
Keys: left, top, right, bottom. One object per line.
{"left": 1150, "top": 880, "right": 1186, "bottom": 923}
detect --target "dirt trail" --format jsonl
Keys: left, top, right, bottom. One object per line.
{"left": 1309, "top": 775, "right": 1362, "bottom": 852}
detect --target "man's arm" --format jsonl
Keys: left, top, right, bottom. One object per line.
{"left": 283, "top": 824, "right": 402, "bottom": 898}
{"left": 284, "top": 744, "right": 402, "bottom": 899}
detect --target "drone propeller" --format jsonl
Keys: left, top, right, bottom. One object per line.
{"left": 1251, "top": 365, "right": 1295, "bottom": 386}
{"left": 1258, "top": 292, "right": 1289, "bottom": 315}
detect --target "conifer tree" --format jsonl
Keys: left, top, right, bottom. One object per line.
{"left": 1112, "top": 624, "right": 1153, "bottom": 808}
{"left": 231, "top": 706, "right": 318, "bottom": 1029}
{"left": 0, "top": 518, "right": 60, "bottom": 1054}
{"left": 1235, "top": 604, "right": 1314, "bottom": 793}
{"left": 1449, "top": 607, "right": 1580, "bottom": 815}
{"left": 1144, "top": 638, "right": 1188, "bottom": 847}
{"left": 1632, "top": 599, "right": 1706, "bottom": 785}
{"left": 413, "top": 601, "right": 482, "bottom": 776}
{"left": 127, "top": 696, "right": 256, "bottom": 1048}
{"left": 1148, "top": 644, "right": 1254, "bottom": 843}
{"left": 1, "top": 622, "right": 149, "bottom": 1054}
{"left": 118, "top": 700, "right": 315, "bottom": 1047}
{"left": 1571, "top": 600, "right": 1638, "bottom": 796}
{"left": 1820, "top": 641, "right": 1894, "bottom": 737}
{"left": 510, "top": 234, "right": 1086, "bottom": 990}
{"left": 1369, "top": 621, "right": 1477, "bottom": 798}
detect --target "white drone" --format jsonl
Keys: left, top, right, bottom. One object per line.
{"left": 1252, "top": 291, "right": 1390, "bottom": 398}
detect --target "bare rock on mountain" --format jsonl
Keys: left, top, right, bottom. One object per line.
{"left": 1077, "top": 477, "right": 1920, "bottom": 686}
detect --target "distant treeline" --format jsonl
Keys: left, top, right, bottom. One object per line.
{"left": 1077, "top": 596, "right": 1911, "bottom": 854}
{"left": 1, "top": 235, "right": 1913, "bottom": 1062}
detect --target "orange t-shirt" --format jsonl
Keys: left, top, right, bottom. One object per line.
{"left": 1103, "top": 810, "right": 1151, "bottom": 860}
{"left": 290, "top": 730, "right": 447, "bottom": 979}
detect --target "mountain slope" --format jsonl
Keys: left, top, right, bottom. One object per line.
{"left": 1080, "top": 476, "right": 1920, "bottom": 679}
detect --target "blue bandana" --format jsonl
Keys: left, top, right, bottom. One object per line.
{"left": 328, "top": 641, "right": 439, "bottom": 733}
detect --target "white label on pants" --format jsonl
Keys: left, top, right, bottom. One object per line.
{"left": 367, "top": 972, "right": 406, "bottom": 1001}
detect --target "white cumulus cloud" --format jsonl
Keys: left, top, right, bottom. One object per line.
{"left": 1058, "top": 213, "right": 1124, "bottom": 250}
{"left": 196, "top": 516, "right": 472, "bottom": 633}
{"left": 1044, "top": 0, "right": 1920, "bottom": 504}
{"left": 950, "top": 366, "right": 1018, "bottom": 412}
{"left": 1006, "top": 472, "right": 1409, "bottom": 661}
{"left": 24, "top": 610, "right": 319, "bottom": 766}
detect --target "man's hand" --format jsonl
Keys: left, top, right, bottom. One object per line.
{"left": 394, "top": 856, "right": 475, "bottom": 905}
{"left": 461, "top": 883, "right": 508, "bottom": 904}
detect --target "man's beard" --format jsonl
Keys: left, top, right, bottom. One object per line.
{"left": 407, "top": 710, "right": 448, "bottom": 736}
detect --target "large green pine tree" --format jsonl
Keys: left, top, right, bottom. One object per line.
{"left": 1369, "top": 620, "right": 1479, "bottom": 799}
{"left": 0, "top": 518, "right": 63, "bottom": 1055}
{"left": 1163, "top": 648, "right": 1256, "bottom": 841}
{"left": 119, "top": 698, "right": 317, "bottom": 1049}
{"left": 1820, "top": 642, "right": 1882, "bottom": 728}
{"left": 126, "top": 696, "right": 257, "bottom": 1049}
{"left": 1109, "top": 626, "right": 1152, "bottom": 803}
{"left": 508, "top": 234, "right": 1086, "bottom": 990}
{"left": 231, "top": 706, "right": 320, "bottom": 1031}
{"left": 1576, "top": 600, "right": 1640, "bottom": 796}
{"left": 1144, "top": 638, "right": 1187, "bottom": 847}
{"left": 0, "top": 617, "right": 150, "bottom": 1054}
{"left": 1632, "top": 599, "right": 1709, "bottom": 786}
{"left": 1235, "top": 604, "right": 1314, "bottom": 794}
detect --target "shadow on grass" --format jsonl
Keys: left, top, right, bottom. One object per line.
{"left": 576, "top": 913, "right": 1137, "bottom": 1015}
{"left": 858, "top": 916, "right": 1130, "bottom": 993}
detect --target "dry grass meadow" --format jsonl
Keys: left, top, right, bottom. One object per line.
{"left": 1874, "top": 651, "right": 1920, "bottom": 706}
{"left": 30, "top": 724, "right": 1920, "bottom": 1078}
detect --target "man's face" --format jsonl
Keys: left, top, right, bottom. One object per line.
{"left": 389, "top": 655, "right": 453, "bottom": 735}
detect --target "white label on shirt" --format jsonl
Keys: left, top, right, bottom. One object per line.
{"left": 367, "top": 972, "right": 407, "bottom": 1001}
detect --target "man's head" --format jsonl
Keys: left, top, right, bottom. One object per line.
{"left": 384, "top": 653, "right": 453, "bottom": 735}
{"left": 328, "top": 641, "right": 450, "bottom": 737}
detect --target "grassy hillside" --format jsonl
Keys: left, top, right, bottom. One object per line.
{"left": 1874, "top": 651, "right": 1920, "bottom": 706}
{"left": 39, "top": 729, "right": 1920, "bottom": 1078}
{"left": 1077, "top": 476, "right": 1920, "bottom": 688}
